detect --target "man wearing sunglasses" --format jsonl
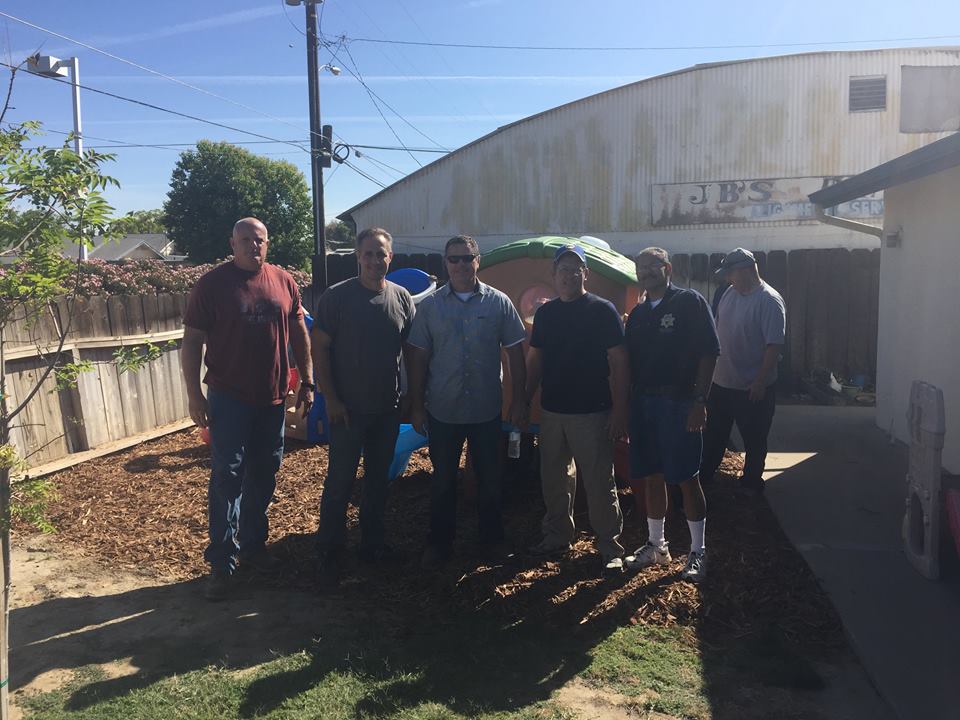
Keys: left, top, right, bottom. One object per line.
{"left": 407, "top": 235, "right": 528, "bottom": 570}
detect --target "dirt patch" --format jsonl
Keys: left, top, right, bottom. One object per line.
{"left": 557, "top": 679, "right": 673, "bottom": 719}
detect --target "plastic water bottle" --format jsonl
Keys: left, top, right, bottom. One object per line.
{"left": 507, "top": 430, "right": 521, "bottom": 459}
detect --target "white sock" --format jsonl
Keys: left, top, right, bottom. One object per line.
{"left": 687, "top": 519, "right": 706, "bottom": 554}
{"left": 647, "top": 518, "right": 666, "bottom": 547}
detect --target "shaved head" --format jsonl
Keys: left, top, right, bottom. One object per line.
{"left": 233, "top": 217, "right": 268, "bottom": 238}
{"left": 230, "top": 217, "right": 270, "bottom": 271}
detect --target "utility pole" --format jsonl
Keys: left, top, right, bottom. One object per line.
{"left": 28, "top": 54, "right": 86, "bottom": 260}
{"left": 287, "top": 0, "right": 329, "bottom": 305}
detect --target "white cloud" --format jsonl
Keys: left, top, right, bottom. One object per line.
{"left": 11, "top": 6, "right": 285, "bottom": 58}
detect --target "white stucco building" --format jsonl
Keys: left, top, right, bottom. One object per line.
{"left": 341, "top": 48, "right": 960, "bottom": 257}
{"left": 810, "top": 132, "right": 960, "bottom": 473}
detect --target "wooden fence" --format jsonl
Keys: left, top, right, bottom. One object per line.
{"left": 324, "top": 247, "right": 881, "bottom": 387}
{"left": 5, "top": 247, "right": 879, "bottom": 470}
{"left": 4, "top": 294, "right": 190, "bottom": 471}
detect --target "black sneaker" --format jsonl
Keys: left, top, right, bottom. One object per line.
{"left": 204, "top": 568, "right": 231, "bottom": 602}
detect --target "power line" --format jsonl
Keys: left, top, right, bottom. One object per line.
{"left": 39, "top": 129, "right": 445, "bottom": 153}
{"left": 0, "top": 9, "right": 329, "bottom": 146}
{"left": 5, "top": 62, "right": 311, "bottom": 151}
{"left": 324, "top": 37, "right": 448, "bottom": 151}
{"left": 338, "top": 42, "right": 423, "bottom": 167}
{"left": 343, "top": 33, "right": 960, "bottom": 52}
{"left": 355, "top": 149, "right": 403, "bottom": 179}
{"left": 342, "top": 159, "right": 387, "bottom": 188}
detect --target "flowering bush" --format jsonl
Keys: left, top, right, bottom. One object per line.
{"left": 0, "top": 257, "right": 312, "bottom": 297}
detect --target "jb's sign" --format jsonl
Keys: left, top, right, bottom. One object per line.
{"left": 652, "top": 176, "right": 883, "bottom": 226}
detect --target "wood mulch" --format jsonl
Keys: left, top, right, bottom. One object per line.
{"left": 17, "top": 429, "right": 842, "bottom": 645}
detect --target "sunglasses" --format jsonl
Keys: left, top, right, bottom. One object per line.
{"left": 445, "top": 254, "right": 477, "bottom": 264}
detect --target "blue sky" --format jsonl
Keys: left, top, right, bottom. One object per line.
{"left": 3, "top": 0, "right": 959, "bottom": 223}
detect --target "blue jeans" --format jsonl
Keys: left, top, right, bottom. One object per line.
{"left": 426, "top": 413, "right": 503, "bottom": 550}
{"left": 205, "top": 388, "right": 285, "bottom": 572}
{"left": 317, "top": 410, "right": 400, "bottom": 554}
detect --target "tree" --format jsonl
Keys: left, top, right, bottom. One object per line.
{"left": 164, "top": 141, "right": 313, "bottom": 269}
{"left": 1, "top": 66, "right": 118, "bottom": 720}
{"left": 109, "top": 208, "right": 165, "bottom": 235}
{"left": 325, "top": 220, "right": 355, "bottom": 252}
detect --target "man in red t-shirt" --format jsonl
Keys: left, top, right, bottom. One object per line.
{"left": 182, "top": 217, "right": 313, "bottom": 601}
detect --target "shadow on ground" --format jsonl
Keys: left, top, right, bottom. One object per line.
{"left": 12, "top": 424, "right": 891, "bottom": 719}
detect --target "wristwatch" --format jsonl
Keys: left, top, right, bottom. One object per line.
{"left": 301, "top": 380, "right": 317, "bottom": 391}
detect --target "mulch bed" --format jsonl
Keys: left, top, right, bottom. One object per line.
{"left": 16, "top": 429, "right": 842, "bottom": 645}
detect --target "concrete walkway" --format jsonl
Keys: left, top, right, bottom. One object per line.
{"left": 764, "top": 405, "right": 960, "bottom": 720}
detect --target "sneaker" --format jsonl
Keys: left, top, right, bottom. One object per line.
{"left": 624, "top": 542, "right": 672, "bottom": 570}
{"left": 602, "top": 556, "right": 624, "bottom": 577}
{"left": 527, "top": 539, "right": 572, "bottom": 558}
{"left": 681, "top": 550, "right": 707, "bottom": 582}
{"left": 420, "top": 545, "right": 449, "bottom": 571}
{"left": 204, "top": 568, "right": 231, "bottom": 602}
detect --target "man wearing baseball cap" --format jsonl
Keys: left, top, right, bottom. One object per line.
{"left": 525, "top": 244, "right": 629, "bottom": 576}
{"left": 624, "top": 247, "right": 719, "bottom": 582}
{"left": 700, "top": 248, "right": 786, "bottom": 497}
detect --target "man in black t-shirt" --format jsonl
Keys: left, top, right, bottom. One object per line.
{"left": 525, "top": 244, "right": 629, "bottom": 576}
{"left": 624, "top": 247, "right": 719, "bottom": 583}
{"left": 313, "top": 227, "right": 415, "bottom": 586}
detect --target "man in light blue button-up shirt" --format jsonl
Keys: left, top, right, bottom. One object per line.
{"left": 407, "top": 235, "right": 527, "bottom": 570}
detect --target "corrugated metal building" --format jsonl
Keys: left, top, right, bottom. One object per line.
{"left": 340, "top": 47, "right": 960, "bottom": 257}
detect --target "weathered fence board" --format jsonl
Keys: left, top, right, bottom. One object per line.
{"left": 4, "top": 246, "right": 881, "bottom": 469}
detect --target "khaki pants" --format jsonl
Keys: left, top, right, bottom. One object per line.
{"left": 539, "top": 409, "right": 624, "bottom": 559}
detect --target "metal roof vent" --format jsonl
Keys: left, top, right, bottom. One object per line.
{"left": 850, "top": 76, "right": 887, "bottom": 112}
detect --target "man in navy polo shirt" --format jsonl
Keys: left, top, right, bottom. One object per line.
{"left": 525, "top": 244, "right": 629, "bottom": 576}
{"left": 624, "top": 247, "right": 719, "bottom": 582}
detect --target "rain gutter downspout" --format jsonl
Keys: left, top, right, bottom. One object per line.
{"left": 813, "top": 205, "right": 883, "bottom": 238}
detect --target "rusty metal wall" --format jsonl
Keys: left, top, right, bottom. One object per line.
{"left": 345, "top": 48, "right": 960, "bottom": 256}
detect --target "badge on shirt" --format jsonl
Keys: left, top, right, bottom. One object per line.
{"left": 660, "top": 313, "right": 675, "bottom": 329}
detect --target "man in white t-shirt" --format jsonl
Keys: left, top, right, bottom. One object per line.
{"left": 700, "top": 248, "right": 786, "bottom": 497}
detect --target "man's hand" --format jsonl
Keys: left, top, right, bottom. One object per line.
{"left": 296, "top": 385, "right": 314, "bottom": 418}
{"left": 607, "top": 407, "right": 628, "bottom": 441}
{"left": 748, "top": 378, "right": 767, "bottom": 403}
{"left": 410, "top": 404, "right": 428, "bottom": 436}
{"left": 188, "top": 394, "right": 209, "bottom": 429}
{"left": 508, "top": 401, "right": 529, "bottom": 431}
{"left": 325, "top": 395, "right": 350, "bottom": 427}
{"left": 686, "top": 402, "right": 707, "bottom": 432}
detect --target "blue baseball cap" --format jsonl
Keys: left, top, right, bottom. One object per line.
{"left": 554, "top": 243, "right": 588, "bottom": 266}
